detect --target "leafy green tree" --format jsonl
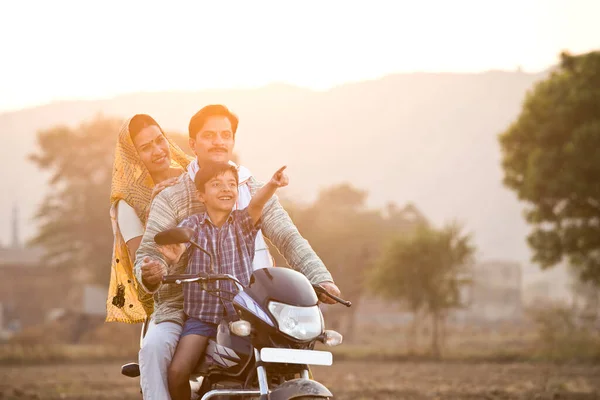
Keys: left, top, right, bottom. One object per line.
{"left": 369, "top": 223, "right": 475, "bottom": 357}
{"left": 499, "top": 51, "right": 600, "bottom": 285}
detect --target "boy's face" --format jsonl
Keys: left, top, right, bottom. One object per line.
{"left": 197, "top": 170, "right": 239, "bottom": 213}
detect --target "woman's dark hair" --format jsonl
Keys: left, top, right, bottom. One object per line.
{"left": 194, "top": 162, "right": 239, "bottom": 193}
{"left": 129, "top": 114, "right": 163, "bottom": 139}
{"left": 188, "top": 104, "right": 239, "bottom": 139}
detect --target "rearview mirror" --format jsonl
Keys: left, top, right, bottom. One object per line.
{"left": 154, "top": 227, "right": 195, "bottom": 245}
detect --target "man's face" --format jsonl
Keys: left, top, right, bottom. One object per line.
{"left": 197, "top": 170, "right": 239, "bottom": 213}
{"left": 190, "top": 115, "right": 235, "bottom": 165}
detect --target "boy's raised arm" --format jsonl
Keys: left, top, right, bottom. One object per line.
{"left": 248, "top": 166, "right": 288, "bottom": 224}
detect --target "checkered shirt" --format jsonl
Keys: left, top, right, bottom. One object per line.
{"left": 179, "top": 208, "right": 260, "bottom": 324}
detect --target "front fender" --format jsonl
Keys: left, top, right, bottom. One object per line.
{"left": 269, "top": 378, "right": 332, "bottom": 399}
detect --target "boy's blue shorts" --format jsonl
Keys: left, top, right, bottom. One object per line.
{"left": 182, "top": 317, "right": 218, "bottom": 338}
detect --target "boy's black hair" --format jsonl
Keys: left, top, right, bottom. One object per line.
{"left": 194, "top": 162, "right": 239, "bottom": 193}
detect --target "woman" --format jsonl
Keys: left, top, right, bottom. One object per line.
{"left": 106, "top": 114, "right": 192, "bottom": 323}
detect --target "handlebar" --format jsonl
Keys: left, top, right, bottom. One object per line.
{"left": 162, "top": 274, "right": 206, "bottom": 284}
{"left": 162, "top": 274, "right": 351, "bottom": 307}
{"left": 155, "top": 228, "right": 352, "bottom": 307}
{"left": 162, "top": 273, "right": 244, "bottom": 291}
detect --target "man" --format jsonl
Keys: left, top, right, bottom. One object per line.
{"left": 134, "top": 104, "right": 341, "bottom": 399}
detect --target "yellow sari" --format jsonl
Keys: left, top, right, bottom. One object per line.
{"left": 105, "top": 118, "right": 192, "bottom": 323}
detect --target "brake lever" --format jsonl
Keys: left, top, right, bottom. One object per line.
{"left": 313, "top": 285, "right": 352, "bottom": 307}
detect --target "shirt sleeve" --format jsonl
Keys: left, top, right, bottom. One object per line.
{"left": 245, "top": 177, "right": 333, "bottom": 284}
{"left": 117, "top": 200, "right": 144, "bottom": 243}
{"left": 235, "top": 208, "right": 261, "bottom": 244}
{"left": 134, "top": 191, "right": 177, "bottom": 294}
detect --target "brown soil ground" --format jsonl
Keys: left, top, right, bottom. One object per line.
{"left": 0, "top": 360, "right": 598, "bottom": 399}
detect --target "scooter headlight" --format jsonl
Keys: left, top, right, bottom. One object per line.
{"left": 268, "top": 301, "right": 324, "bottom": 341}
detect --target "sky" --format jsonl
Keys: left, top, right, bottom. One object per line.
{"left": 0, "top": 0, "right": 598, "bottom": 112}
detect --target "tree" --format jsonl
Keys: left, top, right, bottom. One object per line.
{"left": 499, "top": 51, "right": 600, "bottom": 285}
{"left": 29, "top": 115, "right": 192, "bottom": 285}
{"left": 569, "top": 267, "right": 600, "bottom": 326}
{"left": 29, "top": 116, "right": 121, "bottom": 284}
{"left": 369, "top": 223, "right": 475, "bottom": 358}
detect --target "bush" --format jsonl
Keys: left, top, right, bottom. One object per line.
{"left": 527, "top": 300, "right": 600, "bottom": 362}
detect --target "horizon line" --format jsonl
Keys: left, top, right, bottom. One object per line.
{"left": 0, "top": 67, "right": 550, "bottom": 115}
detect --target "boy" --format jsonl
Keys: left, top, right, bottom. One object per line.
{"left": 158, "top": 161, "right": 289, "bottom": 400}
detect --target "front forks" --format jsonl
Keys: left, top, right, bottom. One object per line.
{"left": 255, "top": 348, "right": 270, "bottom": 397}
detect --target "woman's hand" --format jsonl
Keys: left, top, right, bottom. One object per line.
{"left": 151, "top": 177, "right": 178, "bottom": 202}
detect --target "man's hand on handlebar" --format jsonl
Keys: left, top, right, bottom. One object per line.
{"left": 316, "top": 281, "right": 342, "bottom": 305}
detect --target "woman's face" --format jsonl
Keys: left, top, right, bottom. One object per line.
{"left": 131, "top": 125, "right": 171, "bottom": 176}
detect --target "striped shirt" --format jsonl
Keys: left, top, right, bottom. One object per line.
{"left": 134, "top": 171, "right": 333, "bottom": 326}
{"left": 180, "top": 209, "right": 259, "bottom": 323}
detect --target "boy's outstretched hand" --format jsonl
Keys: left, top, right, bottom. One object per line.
{"left": 249, "top": 165, "right": 289, "bottom": 224}
{"left": 269, "top": 166, "right": 289, "bottom": 188}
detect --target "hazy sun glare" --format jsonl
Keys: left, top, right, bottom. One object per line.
{"left": 0, "top": 0, "right": 598, "bottom": 112}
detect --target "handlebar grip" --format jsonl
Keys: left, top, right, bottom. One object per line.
{"left": 207, "top": 274, "right": 230, "bottom": 281}
{"left": 327, "top": 293, "right": 352, "bottom": 307}
{"left": 312, "top": 285, "right": 352, "bottom": 307}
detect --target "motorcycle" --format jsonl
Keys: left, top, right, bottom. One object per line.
{"left": 122, "top": 226, "right": 350, "bottom": 399}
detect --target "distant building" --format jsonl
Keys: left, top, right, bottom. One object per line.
{"left": 521, "top": 262, "right": 573, "bottom": 306}
{"left": 455, "top": 260, "right": 523, "bottom": 323}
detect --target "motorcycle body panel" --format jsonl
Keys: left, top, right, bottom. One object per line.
{"left": 244, "top": 268, "right": 319, "bottom": 309}
{"left": 193, "top": 321, "right": 253, "bottom": 378}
